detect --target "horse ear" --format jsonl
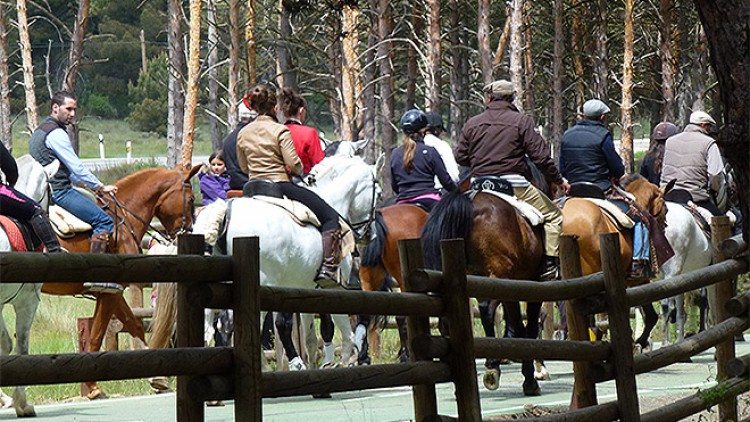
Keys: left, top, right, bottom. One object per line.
{"left": 352, "top": 138, "right": 370, "bottom": 154}
{"left": 662, "top": 178, "right": 676, "bottom": 195}
{"left": 185, "top": 164, "right": 203, "bottom": 182}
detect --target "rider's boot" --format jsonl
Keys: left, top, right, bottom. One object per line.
{"left": 628, "top": 259, "right": 653, "bottom": 280}
{"left": 29, "top": 208, "right": 63, "bottom": 253}
{"left": 315, "top": 229, "right": 342, "bottom": 288}
{"left": 540, "top": 256, "right": 560, "bottom": 281}
{"left": 84, "top": 232, "right": 125, "bottom": 294}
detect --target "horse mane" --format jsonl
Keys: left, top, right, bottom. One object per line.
{"left": 361, "top": 211, "right": 387, "bottom": 267}
{"left": 421, "top": 190, "right": 473, "bottom": 270}
{"left": 114, "top": 167, "right": 179, "bottom": 188}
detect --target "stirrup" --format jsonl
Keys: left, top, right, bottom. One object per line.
{"left": 83, "top": 282, "right": 125, "bottom": 294}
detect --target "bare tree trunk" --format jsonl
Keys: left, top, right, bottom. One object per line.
{"left": 167, "top": 0, "right": 185, "bottom": 168}
{"left": 377, "top": 0, "right": 395, "bottom": 199}
{"left": 595, "top": 0, "right": 608, "bottom": 100}
{"left": 620, "top": 0, "right": 635, "bottom": 173}
{"left": 492, "top": 12, "right": 511, "bottom": 76}
{"left": 522, "top": 1, "right": 534, "bottom": 120}
{"left": 571, "top": 0, "right": 585, "bottom": 110}
{"left": 449, "top": 0, "right": 466, "bottom": 142}
{"left": 227, "top": 0, "right": 241, "bottom": 128}
{"left": 16, "top": 0, "right": 37, "bottom": 134}
{"left": 0, "top": 4, "right": 12, "bottom": 150}
{"left": 509, "top": 0, "right": 524, "bottom": 111}
{"left": 659, "top": 0, "right": 676, "bottom": 122}
{"left": 207, "top": 0, "right": 222, "bottom": 151}
{"left": 362, "top": 1, "right": 378, "bottom": 161}
{"left": 327, "top": 8, "right": 343, "bottom": 140}
{"left": 426, "top": 0, "right": 441, "bottom": 111}
{"left": 181, "top": 0, "right": 202, "bottom": 172}
{"left": 550, "top": 0, "right": 564, "bottom": 158}
{"left": 277, "top": 0, "right": 297, "bottom": 89}
{"left": 140, "top": 29, "right": 147, "bottom": 74}
{"left": 63, "top": 0, "right": 88, "bottom": 93}
{"left": 340, "top": 2, "right": 360, "bottom": 140}
{"left": 245, "top": 0, "right": 257, "bottom": 87}
{"left": 405, "top": 10, "right": 422, "bottom": 110}
{"left": 477, "top": 0, "right": 492, "bottom": 85}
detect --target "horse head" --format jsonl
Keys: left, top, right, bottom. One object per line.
{"left": 621, "top": 174, "right": 674, "bottom": 228}
{"left": 145, "top": 166, "right": 198, "bottom": 237}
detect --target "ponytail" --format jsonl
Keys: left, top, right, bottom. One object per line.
{"left": 402, "top": 135, "right": 418, "bottom": 171}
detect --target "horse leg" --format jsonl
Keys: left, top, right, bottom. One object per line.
{"left": 0, "top": 312, "right": 11, "bottom": 409}
{"left": 11, "top": 291, "right": 39, "bottom": 417}
{"left": 698, "top": 288, "right": 709, "bottom": 333}
{"left": 660, "top": 298, "right": 672, "bottom": 347}
{"left": 522, "top": 302, "right": 542, "bottom": 396}
{"left": 110, "top": 294, "right": 146, "bottom": 348}
{"left": 354, "top": 315, "right": 371, "bottom": 365}
{"left": 395, "top": 316, "right": 410, "bottom": 363}
{"left": 676, "top": 294, "right": 686, "bottom": 343}
{"left": 330, "top": 314, "right": 355, "bottom": 367}
{"left": 300, "top": 313, "right": 318, "bottom": 369}
{"left": 275, "top": 312, "right": 304, "bottom": 370}
{"left": 84, "top": 297, "right": 117, "bottom": 399}
{"left": 636, "top": 304, "right": 657, "bottom": 352}
{"left": 478, "top": 300, "right": 501, "bottom": 391}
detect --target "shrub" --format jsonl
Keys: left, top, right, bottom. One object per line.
{"left": 84, "top": 94, "right": 118, "bottom": 118}
{"left": 126, "top": 98, "right": 167, "bottom": 136}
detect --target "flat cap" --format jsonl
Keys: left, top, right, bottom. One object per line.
{"left": 483, "top": 80, "right": 514, "bottom": 96}
{"left": 652, "top": 122, "right": 679, "bottom": 141}
{"left": 689, "top": 110, "right": 716, "bottom": 126}
{"left": 582, "top": 99, "right": 611, "bottom": 117}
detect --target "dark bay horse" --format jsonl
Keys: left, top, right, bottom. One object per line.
{"left": 422, "top": 189, "right": 546, "bottom": 396}
{"left": 358, "top": 203, "right": 429, "bottom": 362}
{"left": 43, "top": 166, "right": 198, "bottom": 398}
{"left": 561, "top": 174, "right": 672, "bottom": 351}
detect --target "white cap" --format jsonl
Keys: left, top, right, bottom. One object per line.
{"left": 582, "top": 99, "right": 610, "bottom": 117}
{"left": 689, "top": 110, "right": 716, "bottom": 126}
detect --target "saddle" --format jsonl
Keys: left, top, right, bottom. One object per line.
{"left": 469, "top": 176, "right": 543, "bottom": 226}
{"left": 0, "top": 216, "right": 43, "bottom": 252}
{"left": 565, "top": 182, "right": 634, "bottom": 230}
{"left": 47, "top": 187, "right": 99, "bottom": 237}
{"left": 664, "top": 189, "right": 712, "bottom": 237}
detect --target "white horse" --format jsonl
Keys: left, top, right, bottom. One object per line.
{"left": 659, "top": 201, "right": 713, "bottom": 345}
{"left": 0, "top": 226, "right": 41, "bottom": 417}
{"left": 202, "top": 154, "right": 379, "bottom": 368}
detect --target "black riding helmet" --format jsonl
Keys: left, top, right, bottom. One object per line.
{"left": 400, "top": 109, "right": 428, "bottom": 135}
{"left": 424, "top": 111, "right": 444, "bottom": 131}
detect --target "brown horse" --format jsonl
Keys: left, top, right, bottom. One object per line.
{"left": 422, "top": 189, "right": 546, "bottom": 396}
{"left": 358, "top": 203, "right": 429, "bottom": 362}
{"left": 42, "top": 166, "right": 199, "bottom": 398}
{"left": 561, "top": 174, "right": 673, "bottom": 350}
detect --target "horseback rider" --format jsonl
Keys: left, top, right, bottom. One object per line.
{"left": 660, "top": 111, "right": 726, "bottom": 218}
{"left": 560, "top": 99, "right": 652, "bottom": 279}
{"left": 29, "top": 91, "right": 121, "bottom": 293}
{"left": 0, "top": 142, "right": 62, "bottom": 253}
{"left": 236, "top": 85, "right": 342, "bottom": 284}
{"left": 223, "top": 96, "right": 256, "bottom": 190}
{"left": 423, "top": 111, "right": 460, "bottom": 191}
{"left": 391, "top": 109, "right": 458, "bottom": 212}
{"left": 455, "top": 80, "right": 568, "bottom": 281}
{"left": 640, "top": 122, "right": 679, "bottom": 185}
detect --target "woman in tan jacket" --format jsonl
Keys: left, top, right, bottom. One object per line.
{"left": 236, "top": 85, "right": 342, "bottom": 283}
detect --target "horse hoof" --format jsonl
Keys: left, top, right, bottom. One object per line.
{"left": 86, "top": 388, "right": 106, "bottom": 400}
{"left": 289, "top": 357, "right": 307, "bottom": 371}
{"left": 149, "top": 377, "right": 172, "bottom": 394}
{"left": 523, "top": 380, "right": 541, "bottom": 396}
{"left": 15, "top": 405, "right": 35, "bottom": 417}
{"left": 534, "top": 369, "right": 550, "bottom": 381}
{"left": 320, "top": 361, "right": 337, "bottom": 369}
{"left": 499, "top": 358, "right": 512, "bottom": 365}
{"left": 483, "top": 369, "right": 500, "bottom": 391}
{"left": 206, "top": 400, "right": 224, "bottom": 407}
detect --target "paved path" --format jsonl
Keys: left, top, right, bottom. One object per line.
{"left": 3, "top": 337, "right": 747, "bottom": 421}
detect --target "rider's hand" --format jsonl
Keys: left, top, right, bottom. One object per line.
{"left": 98, "top": 184, "right": 118, "bottom": 195}
{"left": 552, "top": 180, "right": 570, "bottom": 196}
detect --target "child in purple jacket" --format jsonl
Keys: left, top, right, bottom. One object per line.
{"left": 198, "top": 150, "right": 231, "bottom": 205}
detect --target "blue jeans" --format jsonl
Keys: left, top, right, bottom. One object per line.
{"left": 633, "top": 221, "right": 650, "bottom": 261}
{"left": 52, "top": 187, "right": 113, "bottom": 234}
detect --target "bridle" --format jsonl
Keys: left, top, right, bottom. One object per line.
{"left": 348, "top": 170, "right": 379, "bottom": 243}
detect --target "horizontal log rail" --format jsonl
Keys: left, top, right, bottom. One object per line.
{"left": 640, "top": 376, "right": 750, "bottom": 422}
{"left": 507, "top": 401, "right": 620, "bottom": 422}
{"left": 465, "top": 271, "right": 606, "bottom": 302}
{"left": 0, "top": 347, "right": 233, "bottom": 386}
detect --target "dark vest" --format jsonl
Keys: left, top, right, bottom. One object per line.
{"left": 29, "top": 117, "right": 70, "bottom": 192}
{"left": 560, "top": 120, "right": 612, "bottom": 189}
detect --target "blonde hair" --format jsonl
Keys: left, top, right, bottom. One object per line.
{"left": 402, "top": 135, "right": 417, "bottom": 171}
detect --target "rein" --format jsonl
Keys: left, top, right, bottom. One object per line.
{"left": 348, "top": 172, "right": 379, "bottom": 243}
{"left": 100, "top": 193, "right": 171, "bottom": 245}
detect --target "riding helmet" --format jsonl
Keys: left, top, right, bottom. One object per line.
{"left": 652, "top": 122, "right": 679, "bottom": 141}
{"left": 424, "top": 111, "right": 444, "bottom": 130}
{"left": 400, "top": 109, "right": 428, "bottom": 135}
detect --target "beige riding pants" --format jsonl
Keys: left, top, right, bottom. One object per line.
{"left": 512, "top": 184, "right": 562, "bottom": 257}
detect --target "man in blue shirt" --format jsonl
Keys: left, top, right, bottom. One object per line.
{"left": 29, "top": 91, "right": 122, "bottom": 293}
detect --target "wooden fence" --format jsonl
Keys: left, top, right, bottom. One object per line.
{"left": 0, "top": 215, "right": 749, "bottom": 421}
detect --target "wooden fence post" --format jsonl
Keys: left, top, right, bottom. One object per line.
{"left": 398, "top": 238, "right": 439, "bottom": 421}
{"left": 560, "top": 234, "right": 598, "bottom": 409}
{"left": 440, "top": 239, "right": 481, "bottom": 421}
{"left": 232, "top": 237, "right": 261, "bottom": 421}
{"left": 711, "top": 216, "right": 736, "bottom": 421}
{"left": 176, "top": 234, "right": 206, "bottom": 422}
{"left": 599, "top": 233, "right": 640, "bottom": 422}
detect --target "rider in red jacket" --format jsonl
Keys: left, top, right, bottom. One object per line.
{"left": 280, "top": 88, "right": 325, "bottom": 174}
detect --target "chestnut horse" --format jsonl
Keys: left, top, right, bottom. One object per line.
{"left": 422, "top": 189, "right": 546, "bottom": 396}
{"left": 357, "top": 203, "right": 429, "bottom": 362}
{"left": 561, "top": 174, "right": 672, "bottom": 351}
{"left": 43, "top": 166, "right": 198, "bottom": 398}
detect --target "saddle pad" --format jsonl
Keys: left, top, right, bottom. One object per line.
{"left": 254, "top": 195, "right": 321, "bottom": 227}
{"left": 475, "top": 190, "right": 544, "bottom": 226}
{"left": 48, "top": 205, "right": 93, "bottom": 235}
{"left": 0, "top": 216, "right": 29, "bottom": 251}
{"left": 583, "top": 198, "right": 635, "bottom": 229}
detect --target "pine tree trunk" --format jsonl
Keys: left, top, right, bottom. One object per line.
{"left": 377, "top": 0, "right": 395, "bottom": 199}
{"left": 0, "top": 5, "right": 12, "bottom": 150}
{"left": 16, "top": 0, "right": 37, "bottom": 134}
{"left": 167, "top": 0, "right": 185, "bottom": 168}
{"left": 595, "top": 0, "right": 608, "bottom": 100}
{"left": 426, "top": 0, "right": 441, "bottom": 111}
{"left": 327, "top": 9, "right": 343, "bottom": 140}
{"left": 659, "top": 0, "right": 676, "bottom": 121}
{"left": 492, "top": 12, "right": 511, "bottom": 75}
{"left": 341, "top": 3, "right": 360, "bottom": 141}
{"left": 227, "top": 0, "right": 241, "bottom": 128}
{"left": 550, "top": 0, "right": 564, "bottom": 158}
{"left": 405, "top": 11, "right": 422, "bottom": 110}
{"left": 181, "top": 0, "right": 202, "bottom": 172}
{"left": 620, "top": 0, "right": 635, "bottom": 173}
{"left": 362, "top": 2, "right": 378, "bottom": 161}
{"left": 694, "top": 0, "right": 750, "bottom": 240}
{"left": 522, "top": 1, "right": 534, "bottom": 119}
{"left": 245, "top": 0, "right": 257, "bottom": 87}
{"left": 277, "top": 0, "right": 297, "bottom": 89}
{"left": 571, "top": 0, "right": 585, "bottom": 109}
{"left": 208, "top": 0, "right": 222, "bottom": 151}
{"left": 63, "top": 0, "right": 88, "bottom": 93}
{"left": 509, "top": 0, "right": 524, "bottom": 111}
{"left": 449, "top": 0, "right": 466, "bottom": 142}
{"left": 477, "top": 0, "right": 492, "bottom": 85}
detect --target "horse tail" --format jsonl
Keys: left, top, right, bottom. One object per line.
{"left": 361, "top": 211, "right": 387, "bottom": 268}
{"left": 149, "top": 282, "right": 177, "bottom": 349}
{"left": 421, "top": 190, "right": 473, "bottom": 270}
